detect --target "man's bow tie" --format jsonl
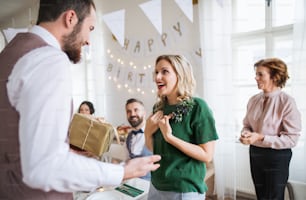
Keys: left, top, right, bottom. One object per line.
{"left": 131, "top": 129, "right": 143, "bottom": 135}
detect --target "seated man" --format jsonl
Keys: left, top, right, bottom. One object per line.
{"left": 124, "top": 98, "right": 152, "bottom": 180}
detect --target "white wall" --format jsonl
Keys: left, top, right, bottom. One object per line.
{"left": 94, "top": 0, "right": 203, "bottom": 126}
{"left": 2, "top": 1, "right": 305, "bottom": 198}
{"left": 0, "top": 0, "right": 202, "bottom": 127}
{"left": 0, "top": 4, "right": 38, "bottom": 30}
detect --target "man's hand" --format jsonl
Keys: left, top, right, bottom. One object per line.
{"left": 123, "top": 155, "right": 161, "bottom": 180}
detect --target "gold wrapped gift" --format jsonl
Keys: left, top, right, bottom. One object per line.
{"left": 68, "top": 113, "right": 115, "bottom": 157}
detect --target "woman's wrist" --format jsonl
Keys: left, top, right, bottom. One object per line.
{"left": 258, "top": 134, "right": 265, "bottom": 141}
{"left": 165, "top": 132, "right": 174, "bottom": 143}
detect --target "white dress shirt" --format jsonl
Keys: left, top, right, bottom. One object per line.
{"left": 126, "top": 128, "right": 146, "bottom": 157}
{"left": 6, "top": 25, "right": 123, "bottom": 192}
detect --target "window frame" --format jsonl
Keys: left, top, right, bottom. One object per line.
{"left": 231, "top": 0, "right": 295, "bottom": 134}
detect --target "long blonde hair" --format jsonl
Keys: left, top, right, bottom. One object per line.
{"left": 153, "top": 55, "right": 196, "bottom": 112}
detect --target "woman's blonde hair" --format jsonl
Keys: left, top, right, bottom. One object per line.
{"left": 153, "top": 55, "right": 196, "bottom": 111}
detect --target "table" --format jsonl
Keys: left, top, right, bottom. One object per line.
{"left": 74, "top": 178, "right": 150, "bottom": 200}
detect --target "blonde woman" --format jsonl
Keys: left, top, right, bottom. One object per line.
{"left": 145, "top": 55, "right": 219, "bottom": 200}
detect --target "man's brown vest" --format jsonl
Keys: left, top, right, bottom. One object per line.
{"left": 0, "top": 33, "right": 72, "bottom": 200}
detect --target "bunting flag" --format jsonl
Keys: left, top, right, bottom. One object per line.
{"left": 175, "top": 0, "right": 193, "bottom": 23}
{"left": 102, "top": 9, "right": 126, "bottom": 47}
{"left": 3, "top": 28, "right": 28, "bottom": 43}
{"left": 216, "top": 0, "right": 224, "bottom": 7}
{"left": 139, "top": 0, "right": 162, "bottom": 35}
{"left": 104, "top": 11, "right": 201, "bottom": 94}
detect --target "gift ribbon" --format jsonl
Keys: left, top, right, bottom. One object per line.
{"left": 81, "top": 119, "right": 94, "bottom": 149}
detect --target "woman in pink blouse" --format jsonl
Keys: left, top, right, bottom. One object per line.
{"left": 240, "top": 58, "right": 301, "bottom": 200}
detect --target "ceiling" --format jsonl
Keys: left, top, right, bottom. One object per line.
{"left": 0, "top": 0, "right": 35, "bottom": 26}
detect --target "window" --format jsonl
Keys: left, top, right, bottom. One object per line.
{"left": 233, "top": 0, "right": 265, "bottom": 33}
{"left": 232, "top": 0, "right": 295, "bottom": 134}
{"left": 232, "top": 0, "right": 305, "bottom": 183}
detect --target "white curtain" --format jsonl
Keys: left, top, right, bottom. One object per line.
{"left": 198, "top": 0, "right": 236, "bottom": 199}
{"left": 290, "top": 0, "right": 306, "bottom": 183}
{"left": 198, "top": 0, "right": 306, "bottom": 199}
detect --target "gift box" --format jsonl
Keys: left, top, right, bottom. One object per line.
{"left": 68, "top": 113, "right": 115, "bottom": 157}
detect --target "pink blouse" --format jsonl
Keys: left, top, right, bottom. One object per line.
{"left": 242, "top": 89, "right": 301, "bottom": 149}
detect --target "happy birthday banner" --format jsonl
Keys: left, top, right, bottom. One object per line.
{"left": 105, "top": 18, "right": 202, "bottom": 94}
{"left": 121, "top": 22, "right": 192, "bottom": 56}
{"left": 103, "top": 0, "right": 202, "bottom": 94}
{"left": 102, "top": 0, "right": 194, "bottom": 47}
{"left": 106, "top": 60, "right": 155, "bottom": 91}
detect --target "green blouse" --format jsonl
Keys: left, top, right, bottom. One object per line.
{"left": 151, "top": 97, "right": 218, "bottom": 194}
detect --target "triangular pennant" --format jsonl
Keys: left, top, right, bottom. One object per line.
{"left": 175, "top": 0, "right": 193, "bottom": 23}
{"left": 139, "top": 0, "right": 162, "bottom": 35}
{"left": 3, "top": 28, "right": 28, "bottom": 43}
{"left": 216, "top": 0, "right": 224, "bottom": 7}
{"left": 102, "top": 9, "right": 125, "bottom": 47}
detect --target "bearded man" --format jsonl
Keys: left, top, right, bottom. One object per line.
{"left": 0, "top": 1, "right": 160, "bottom": 199}
{"left": 125, "top": 98, "right": 153, "bottom": 180}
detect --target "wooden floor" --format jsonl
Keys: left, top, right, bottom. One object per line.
{"left": 222, "top": 197, "right": 254, "bottom": 200}
{"left": 236, "top": 197, "right": 255, "bottom": 200}
{"left": 205, "top": 192, "right": 256, "bottom": 200}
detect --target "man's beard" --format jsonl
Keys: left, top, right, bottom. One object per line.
{"left": 62, "top": 23, "right": 82, "bottom": 64}
{"left": 128, "top": 116, "right": 143, "bottom": 128}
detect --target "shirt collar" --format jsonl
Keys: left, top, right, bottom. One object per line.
{"left": 262, "top": 88, "right": 281, "bottom": 98}
{"left": 29, "top": 25, "right": 61, "bottom": 50}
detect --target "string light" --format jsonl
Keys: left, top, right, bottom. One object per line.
{"left": 106, "top": 49, "right": 156, "bottom": 95}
